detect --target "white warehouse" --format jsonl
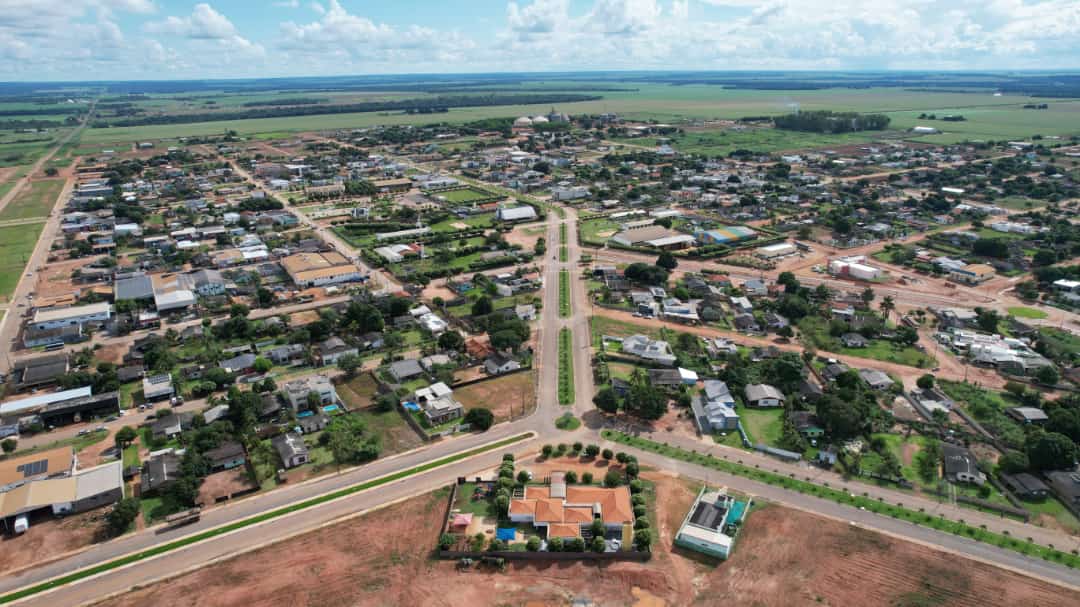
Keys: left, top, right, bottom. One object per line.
{"left": 31, "top": 303, "right": 112, "bottom": 331}
{"left": 829, "top": 256, "right": 882, "bottom": 281}
{"left": 756, "top": 242, "right": 796, "bottom": 259}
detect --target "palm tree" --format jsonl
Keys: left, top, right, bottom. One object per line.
{"left": 880, "top": 295, "right": 895, "bottom": 322}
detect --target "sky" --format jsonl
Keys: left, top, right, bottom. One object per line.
{"left": 1, "top": 0, "right": 1079, "bottom": 81}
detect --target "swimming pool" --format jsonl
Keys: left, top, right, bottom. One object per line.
{"left": 402, "top": 401, "right": 420, "bottom": 412}
{"left": 323, "top": 404, "right": 341, "bottom": 414}
{"left": 297, "top": 410, "right": 314, "bottom": 418}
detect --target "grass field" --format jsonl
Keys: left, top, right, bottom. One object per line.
{"left": 798, "top": 317, "right": 935, "bottom": 369}
{"left": 738, "top": 407, "right": 783, "bottom": 447}
{"left": 613, "top": 127, "right": 900, "bottom": 155}
{"left": 0, "top": 178, "right": 63, "bottom": 221}
{"left": 1006, "top": 306, "right": 1048, "bottom": 319}
{"left": 430, "top": 186, "right": 501, "bottom": 204}
{"left": 73, "top": 84, "right": 1075, "bottom": 146}
{"left": 0, "top": 222, "right": 44, "bottom": 302}
{"left": 579, "top": 217, "right": 620, "bottom": 246}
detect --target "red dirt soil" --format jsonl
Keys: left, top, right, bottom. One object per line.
{"left": 91, "top": 469, "right": 1078, "bottom": 607}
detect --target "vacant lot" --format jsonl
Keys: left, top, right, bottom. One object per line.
{"left": 92, "top": 470, "right": 1077, "bottom": 607}
{"left": 0, "top": 178, "right": 64, "bottom": 221}
{"left": 454, "top": 370, "right": 537, "bottom": 423}
{"left": 0, "top": 221, "right": 45, "bottom": 301}
{"left": 0, "top": 510, "right": 103, "bottom": 576}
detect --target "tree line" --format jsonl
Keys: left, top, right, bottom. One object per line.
{"left": 773, "top": 111, "right": 890, "bottom": 133}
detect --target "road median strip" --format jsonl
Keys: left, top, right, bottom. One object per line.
{"left": 558, "top": 328, "right": 574, "bottom": 405}
{"left": 0, "top": 432, "right": 533, "bottom": 604}
{"left": 602, "top": 430, "right": 1080, "bottom": 570}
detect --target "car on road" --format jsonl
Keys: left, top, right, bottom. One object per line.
{"left": 106, "top": 415, "right": 118, "bottom": 422}
{"left": 77, "top": 429, "right": 90, "bottom": 436}
{"left": 96, "top": 425, "right": 106, "bottom": 432}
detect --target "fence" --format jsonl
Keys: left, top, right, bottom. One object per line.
{"left": 437, "top": 549, "right": 651, "bottom": 562}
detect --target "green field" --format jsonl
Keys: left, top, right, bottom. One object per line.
{"left": 430, "top": 186, "right": 501, "bottom": 204}
{"left": 0, "top": 178, "right": 64, "bottom": 221}
{"left": 73, "top": 85, "right": 1079, "bottom": 146}
{"left": 798, "top": 317, "right": 935, "bottom": 369}
{"left": 1006, "top": 306, "right": 1048, "bottom": 319}
{"left": 579, "top": 217, "right": 621, "bottom": 246}
{"left": 0, "top": 222, "right": 45, "bottom": 301}
{"left": 738, "top": 407, "right": 783, "bottom": 447}
{"left": 613, "top": 127, "right": 902, "bottom": 155}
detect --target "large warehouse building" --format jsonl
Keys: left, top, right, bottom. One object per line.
{"left": 0, "top": 447, "right": 124, "bottom": 532}
{"left": 696, "top": 226, "right": 757, "bottom": 246}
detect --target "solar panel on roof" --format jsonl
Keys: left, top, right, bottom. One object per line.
{"left": 17, "top": 459, "right": 48, "bottom": 478}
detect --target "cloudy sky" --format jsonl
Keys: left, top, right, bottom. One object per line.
{"left": 2, "top": 0, "right": 1079, "bottom": 81}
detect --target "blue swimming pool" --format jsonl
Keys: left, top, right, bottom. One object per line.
{"left": 402, "top": 401, "right": 420, "bottom": 411}
{"left": 323, "top": 404, "right": 341, "bottom": 414}
{"left": 296, "top": 410, "right": 314, "bottom": 418}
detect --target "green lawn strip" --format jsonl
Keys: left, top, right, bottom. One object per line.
{"left": 559, "top": 245, "right": 568, "bottom": 262}
{"left": 0, "top": 433, "right": 533, "bottom": 604}
{"left": 558, "top": 328, "right": 574, "bottom": 405}
{"left": 601, "top": 430, "right": 1080, "bottom": 569}
{"left": 559, "top": 223, "right": 568, "bottom": 245}
{"left": 558, "top": 270, "right": 571, "bottom": 317}
{"left": 1006, "top": 306, "right": 1048, "bottom": 320}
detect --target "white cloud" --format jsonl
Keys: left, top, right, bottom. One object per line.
{"left": 273, "top": 0, "right": 301, "bottom": 7}
{"left": 147, "top": 3, "right": 241, "bottom": 40}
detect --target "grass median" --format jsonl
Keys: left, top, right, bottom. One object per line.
{"left": 558, "top": 270, "right": 571, "bottom": 317}
{"left": 558, "top": 328, "right": 574, "bottom": 405}
{"left": 559, "top": 245, "right": 568, "bottom": 263}
{"left": 602, "top": 430, "right": 1080, "bottom": 570}
{"left": 559, "top": 222, "right": 568, "bottom": 244}
{"left": 0, "top": 433, "right": 533, "bottom": 604}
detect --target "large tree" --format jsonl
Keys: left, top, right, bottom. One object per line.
{"left": 1027, "top": 432, "right": 1077, "bottom": 471}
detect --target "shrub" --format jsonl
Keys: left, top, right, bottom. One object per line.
{"left": 517, "top": 470, "right": 530, "bottom": 484}
{"left": 633, "top": 505, "right": 647, "bottom": 518}
{"left": 438, "top": 533, "right": 455, "bottom": 550}
{"left": 601, "top": 449, "right": 613, "bottom": 460}
{"left": 633, "top": 529, "right": 652, "bottom": 551}
{"left": 572, "top": 442, "right": 583, "bottom": 453}
{"left": 615, "top": 452, "right": 631, "bottom": 464}
{"left": 592, "top": 537, "right": 607, "bottom": 552}
{"left": 629, "top": 479, "right": 644, "bottom": 494}
{"left": 631, "top": 494, "right": 646, "bottom": 506}
{"left": 548, "top": 537, "right": 564, "bottom": 552}
{"left": 526, "top": 536, "right": 541, "bottom": 552}
{"left": 604, "top": 470, "right": 623, "bottom": 487}
{"left": 625, "top": 462, "right": 640, "bottom": 478}
{"left": 488, "top": 538, "right": 505, "bottom": 551}
{"left": 634, "top": 516, "right": 650, "bottom": 530}
{"left": 567, "top": 537, "right": 586, "bottom": 552}
{"left": 581, "top": 472, "right": 594, "bottom": 484}
{"left": 464, "top": 407, "right": 494, "bottom": 431}
{"left": 585, "top": 444, "right": 600, "bottom": 457}
{"left": 564, "top": 471, "right": 578, "bottom": 483}
{"left": 542, "top": 444, "right": 553, "bottom": 458}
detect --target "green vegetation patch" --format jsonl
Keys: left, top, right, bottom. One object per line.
{"left": 558, "top": 328, "right": 574, "bottom": 405}
{"left": 0, "top": 222, "right": 44, "bottom": 302}
{"left": 0, "top": 178, "right": 64, "bottom": 221}
{"left": 558, "top": 270, "right": 571, "bottom": 317}
{"left": 1006, "top": 306, "right": 1048, "bottom": 320}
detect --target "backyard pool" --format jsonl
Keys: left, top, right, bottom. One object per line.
{"left": 297, "top": 410, "right": 314, "bottom": 418}
{"left": 323, "top": 404, "right": 342, "bottom": 414}
{"left": 402, "top": 401, "right": 420, "bottom": 411}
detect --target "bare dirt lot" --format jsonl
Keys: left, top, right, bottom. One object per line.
{"left": 198, "top": 469, "right": 259, "bottom": 506}
{"left": 92, "top": 470, "right": 1078, "bottom": 607}
{"left": 0, "top": 511, "right": 103, "bottom": 576}
{"left": 454, "top": 370, "right": 537, "bottom": 423}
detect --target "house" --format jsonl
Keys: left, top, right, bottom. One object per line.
{"left": 508, "top": 474, "right": 633, "bottom": 539}
{"left": 732, "top": 314, "right": 760, "bottom": 333}
{"left": 283, "top": 375, "right": 338, "bottom": 411}
{"left": 764, "top": 312, "right": 789, "bottom": 331}
{"left": 742, "top": 279, "right": 768, "bottom": 297}
{"left": 299, "top": 413, "right": 329, "bottom": 433}
{"left": 203, "top": 404, "right": 230, "bottom": 424}
{"left": 219, "top": 353, "right": 256, "bottom": 374}
{"left": 266, "top": 344, "right": 305, "bottom": 365}
{"left": 1045, "top": 471, "right": 1080, "bottom": 509}
{"left": 950, "top": 263, "right": 996, "bottom": 285}
{"left": 648, "top": 367, "right": 698, "bottom": 386}
{"left": 789, "top": 411, "right": 824, "bottom": 438}
{"left": 317, "top": 336, "right": 358, "bottom": 366}
{"left": 1006, "top": 407, "right": 1049, "bottom": 425}
{"left": 942, "top": 443, "right": 986, "bottom": 485}
{"left": 822, "top": 362, "right": 850, "bottom": 382}
{"left": 413, "top": 382, "right": 464, "bottom": 425}
{"left": 140, "top": 452, "right": 181, "bottom": 494}
{"left": 389, "top": 358, "right": 425, "bottom": 382}
{"left": 799, "top": 379, "right": 824, "bottom": 402}
{"left": 484, "top": 352, "right": 521, "bottom": 375}
{"left": 691, "top": 380, "right": 739, "bottom": 433}
{"left": 744, "top": 384, "right": 784, "bottom": 408}
{"left": 1001, "top": 473, "right": 1050, "bottom": 501}
{"left": 729, "top": 296, "right": 753, "bottom": 314}
{"left": 141, "top": 374, "right": 174, "bottom": 402}
{"left": 420, "top": 354, "right": 452, "bottom": 371}
{"left": 205, "top": 442, "right": 246, "bottom": 472}
{"left": 272, "top": 433, "right": 310, "bottom": 468}
{"left": 840, "top": 333, "right": 867, "bottom": 348}
{"left": 858, "top": 369, "right": 894, "bottom": 391}
{"left": 515, "top": 304, "right": 537, "bottom": 321}
{"left": 620, "top": 334, "right": 677, "bottom": 366}
{"left": 150, "top": 414, "right": 183, "bottom": 439}
{"left": 673, "top": 486, "right": 750, "bottom": 560}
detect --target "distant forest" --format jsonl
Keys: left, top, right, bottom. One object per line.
{"left": 773, "top": 111, "right": 891, "bottom": 133}
{"left": 90, "top": 93, "right": 600, "bottom": 127}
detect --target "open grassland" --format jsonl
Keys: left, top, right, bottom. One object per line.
{"left": 0, "top": 178, "right": 64, "bottom": 221}
{"left": 0, "top": 222, "right": 45, "bottom": 301}
{"left": 77, "top": 85, "right": 1074, "bottom": 145}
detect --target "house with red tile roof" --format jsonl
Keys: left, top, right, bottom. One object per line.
{"left": 508, "top": 472, "right": 634, "bottom": 538}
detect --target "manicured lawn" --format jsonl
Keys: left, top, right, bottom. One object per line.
{"left": 0, "top": 222, "right": 45, "bottom": 302}
{"left": 738, "top": 407, "right": 783, "bottom": 447}
{"left": 122, "top": 444, "right": 141, "bottom": 468}
{"left": 1006, "top": 306, "right": 1048, "bottom": 319}
{"left": 578, "top": 217, "right": 620, "bottom": 246}
{"left": 430, "top": 186, "right": 502, "bottom": 204}
{"left": 0, "top": 179, "right": 64, "bottom": 221}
